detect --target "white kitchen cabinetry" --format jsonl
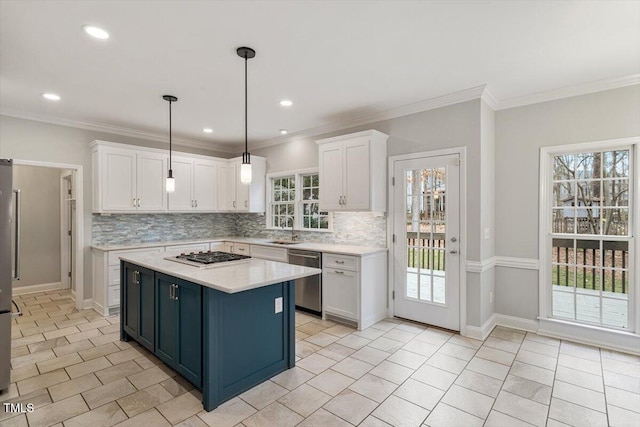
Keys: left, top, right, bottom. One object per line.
{"left": 168, "top": 157, "right": 219, "bottom": 212}
{"left": 92, "top": 246, "right": 165, "bottom": 315}
{"left": 226, "top": 157, "right": 267, "bottom": 212}
{"left": 316, "top": 130, "right": 388, "bottom": 212}
{"left": 92, "top": 144, "right": 167, "bottom": 212}
{"left": 164, "top": 243, "right": 209, "bottom": 256}
{"left": 250, "top": 245, "right": 288, "bottom": 262}
{"left": 322, "top": 251, "right": 387, "bottom": 330}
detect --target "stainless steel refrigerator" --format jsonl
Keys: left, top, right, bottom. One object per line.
{"left": 1, "top": 158, "right": 20, "bottom": 392}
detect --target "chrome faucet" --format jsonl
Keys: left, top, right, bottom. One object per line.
{"left": 283, "top": 216, "right": 298, "bottom": 242}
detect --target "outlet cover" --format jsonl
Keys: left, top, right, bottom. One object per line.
{"left": 275, "top": 297, "right": 283, "bottom": 313}
{"left": 484, "top": 227, "right": 490, "bottom": 240}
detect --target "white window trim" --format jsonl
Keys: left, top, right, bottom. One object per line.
{"left": 538, "top": 137, "right": 639, "bottom": 349}
{"left": 266, "top": 168, "right": 334, "bottom": 232}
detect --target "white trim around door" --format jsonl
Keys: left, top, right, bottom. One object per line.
{"left": 388, "top": 147, "right": 467, "bottom": 335}
{"left": 13, "top": 159, "right": 85, "bottom": 310}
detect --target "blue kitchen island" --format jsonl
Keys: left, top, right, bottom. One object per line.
{"left": 118, "top": 252, "right": 321, "bottom": 411}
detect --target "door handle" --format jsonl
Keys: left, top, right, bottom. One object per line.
{"left": 13, "top": 189, "right": 20, "bottom": 280}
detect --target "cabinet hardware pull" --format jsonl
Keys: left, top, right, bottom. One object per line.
{"left": 173, "top": 284, "right": 179, "bottom": 301}
{"left": 233, "top": 201, "right": 236, "bottom": 208}
{"left": 244, "top": 200, "right": 248, "bottom": 208}
{"left": 335, "top": 260, "right": 344, "bottom": 264}
{"left": 169, "top": 284, "right": 174, "bottom": 300}
{"left": 191, "top": 200, "right": 194, "bottom": 208}
{"left": 335, "top": 270, "right": 344, "bottom": 274}
{"left": 449, "top": 250, "right": 458, "bottom": 254}
{"left": 195, "top": 200, "right": 198, "bottom": 208}
{"left": 134, "top": 271, "right": 139, "bottom": 285}
{"left": 133, "top": 198, "right": 136, "bottom": 207}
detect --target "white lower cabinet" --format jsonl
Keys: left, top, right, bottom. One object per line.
{"left": 250, "top": 245, "right": 288, "bottom": 262}
{"left": 323, "top": 268, "right": 358, "bottom": 320}
{"left": 92, "top": 246, "right": 165, "bottom": 316}
{"left": 164, "top": 243, "right": 209, "bottom": 257}
{"left": 322, "top": 251, "right": 387, "bottom": 330}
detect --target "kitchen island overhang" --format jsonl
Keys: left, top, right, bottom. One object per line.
{"left": 118, "top": 252, "right": 321, "bottom": 411}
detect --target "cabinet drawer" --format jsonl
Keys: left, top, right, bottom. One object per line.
{"left": 234, "top": 243, "right": 251, "bottom": 255}
{"left": 108, "top": 285, "right": 120, "bottom": 307}
{"left": 323, "top": 254, "right": 358, "bottom": 271}
{"left": 108, "top": 265, "right": 120, "bottom": 286}
{"left": 323, "top": 269, "right": 358, "bottom": 320}
{"left": 250, "top": 245, "right": 288, "bottom": 262}
{"left": 109, "top": 247, "right": 164, "bottom": 266}
{"left": 209, "top": 241, "right": 225, "bottom": 252}
{"left": 165, "top": 243, "right": 209, "bottom": 257}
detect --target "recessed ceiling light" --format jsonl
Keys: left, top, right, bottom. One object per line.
{"left": 279, "top": 129, "right": 288, "bottom": 135}
{"left": 42, "top": 93, "right": 61, "bottom": 101}
{"left": 203, "top": 128, "right": 213, "bottom": 133}
{"left": 82, "top": 25, "right": 109, "bottom": 40}
{"left": 279, "top": 99, "right": 293, "bottom": 107}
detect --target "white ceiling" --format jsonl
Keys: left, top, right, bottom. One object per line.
{"left": 1, "top": 1, "right": 638, "bottom": 152}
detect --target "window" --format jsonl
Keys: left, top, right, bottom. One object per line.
{"left": 544, "top": 145, "right": 634, "bottom": 331}
{"left": 268, "top": 170, "right": 332, "bottom": 231}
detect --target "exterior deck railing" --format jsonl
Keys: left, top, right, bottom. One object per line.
{"left": 407, "top": 232, "right": 446, "bottom": 271}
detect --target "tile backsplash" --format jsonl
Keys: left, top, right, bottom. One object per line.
{"left": 92, "top": 212, "right": 387, "bottom": 248}
{"left": 92, "top": 213, "right": 237, "bottom": 245}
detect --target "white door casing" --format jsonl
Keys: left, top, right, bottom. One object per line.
{"left": 392, "top": 153, "right": 461, "bottom": 331}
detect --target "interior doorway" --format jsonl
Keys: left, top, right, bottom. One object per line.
{"left": 12, "top": 160, "right": 84, "bottom": 310}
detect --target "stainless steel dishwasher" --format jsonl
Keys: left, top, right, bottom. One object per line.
{"left": 288, "top": 249, "right": 322, "bottom": 315}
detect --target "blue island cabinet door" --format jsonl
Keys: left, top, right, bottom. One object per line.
{"left": 137, "top": 268, "right": 155, "bottom": 351}
{"left": 175, "top": 280, "right": 202, "bottom": 387}
{"left": 155, "top": 276, "right": 178, "bottom": 366}
{"left": 122, "top": 263, "right": 140, "bottom": 340}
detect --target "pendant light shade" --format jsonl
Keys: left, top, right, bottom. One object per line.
{"left": 163, "top": 95, "right": 178, "bottom": 193}
{"left": 237, "top": 47, "right": 255, "bottom": 184}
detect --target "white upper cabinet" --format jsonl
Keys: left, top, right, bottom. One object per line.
{"left": 193, "top": 160, "right": 218, "bottom": 211}
{"left": 226, "top": 156, "right": 266, "bottom": 213}
{"left": 167, "top": 157, "right": 219, "bottom": 212}
{"left": 93, "top": 144, "right": 167, "bottom": 212}
{"left": 317, "top": 130, "right": 388, "bottom": 212}
{"left": 91, "top": 141, "right": 266, "bottom": 213}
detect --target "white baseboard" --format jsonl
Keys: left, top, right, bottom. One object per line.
{"left": 92, "top": 300, "right": 106, "bottom": 316}
{"left": 12, "top": 282, "right": 63, "bottom": 296}
{"left": 82, "top": 299, "right": 93, "bottom": 310}
{"left": 494, "top": 313, "right": 540, "bottom": 332}
{"left": 465, "top": 314, "right": 497, "bottom": 340}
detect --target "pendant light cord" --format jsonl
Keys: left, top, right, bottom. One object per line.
{"left": 169, "top": 99, "right": 172, "bottom": 171}
{"left": 244, "top": 54, "right": 248, "bottom": 161}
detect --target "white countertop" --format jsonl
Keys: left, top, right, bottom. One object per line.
{"left": 92, "top": 237, "right": 387, "bottom": 256}
{"left": 119, "top": 252, "right": 322, "bottom": 294}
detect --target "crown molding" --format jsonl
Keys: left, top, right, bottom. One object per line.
{"left": 0, "top": 109, "right": 237, "bottom": 154}
{"left": 252, "top": 85, "right": 489, "bottom": 151}
{"left": 496, "top": 74, "right": 640, "bottom": 111}
{"left": 481, "top": 87, "right": 499, "bottom": 110}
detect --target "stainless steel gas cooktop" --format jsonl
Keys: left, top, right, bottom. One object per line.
{"left": 165, "top": 251, "right": 251, "bottom": 268}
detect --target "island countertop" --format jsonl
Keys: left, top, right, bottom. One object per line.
{"left": 119, "top": 252, "right": 321, "bottom": 294}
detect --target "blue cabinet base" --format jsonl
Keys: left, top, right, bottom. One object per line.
{"left": 120, "top": 264, "right": 295, "bottom": 412}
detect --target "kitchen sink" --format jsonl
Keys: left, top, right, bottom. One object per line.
{"left": 268, "top": 240, "right": 300, "bottom": 245}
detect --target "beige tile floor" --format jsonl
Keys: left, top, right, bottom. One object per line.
{"left": 2, "top": 290, "right": 640, "bottom": 427}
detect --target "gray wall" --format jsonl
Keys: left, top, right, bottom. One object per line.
{"left": 494, "top": 85, "right": 640, "bottom": 321}
{"left": 12, "top": 165, "right": 61, "bottom": 287}
{"left": 252, "top": 99, "right": 489, "bottom": 327}
{"left": 0, "top": 115, "right": 231, "bottom": 300}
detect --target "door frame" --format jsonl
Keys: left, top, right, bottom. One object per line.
{"left": 387, "top": 147, "right": 467, "bottom": 336}
{"left": 60, "top": 171, "right": 74, "bottom": 293}
{"left": 13, "top": 159, "right": 84, "bottom": 310}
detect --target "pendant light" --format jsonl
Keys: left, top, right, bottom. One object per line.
{"left": 163, "top": 95, "right": 178, "bottom": 192}
{"left": 237, "top": 46, "right": 255, "bottom": 184}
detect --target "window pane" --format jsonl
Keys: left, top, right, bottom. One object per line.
{"left": 576, "top": 152, "right": 601, "bottom": 179}
{"left": 575, "top": 240, "right": 601, "bottom": 267}
{"left": 603, "top": 150, "right": 629, "bottom": 178}
{"left": 311, "top": 188, "right": 319, "bottom": 200}
{"left": 576, "top": 210, "right": 600, "bottom": 234}
{"left": 602, "top": 298, "right": 627, "bottom": 328}
{"left": 312, "top": 174, "right": 319, "bottom": 186}
{"left": 552, "top": 239, "right": 575, "bottom": 264}
{"left": 303, "top": 175, "right": 311, "bottom": 187}
{"left": 553, "top": 183, "right": 574, "bottom": 207}
{"left": 601, "top": 209, "right": 628, "bottom": 236}
{"left": 554, "top": 155, "right": 574, "bottom": 181}
{"left": 602, "top": 180, "right": 629, "bottom": 207}
{"left": 553, "top": 289, "right": 575, "bottom": 320}
{"left": 303, "top": 189, "right": 311, "bottom": 200}
{"left": 576, "top": 293, "right": 600, "bottom": 324}
{"left": 552, "top": 209, "right": 574, "bottom": 233}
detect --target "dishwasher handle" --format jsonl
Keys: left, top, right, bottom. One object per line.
{"left": 288, "top": 253, "right": 320, "bottom": 260}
